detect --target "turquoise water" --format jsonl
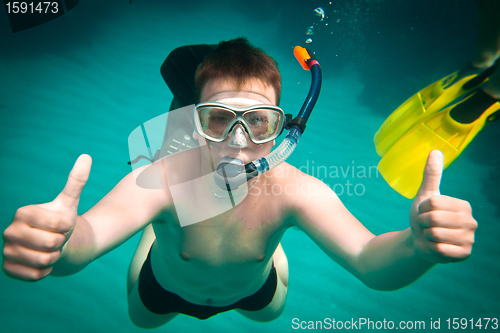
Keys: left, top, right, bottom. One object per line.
{"left": 1, "top": 1, "right": 499, "bottom": 332}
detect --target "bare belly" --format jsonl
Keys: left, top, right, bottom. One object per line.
{"left": 150, "top": 239, "right": 274, "bottom": 306}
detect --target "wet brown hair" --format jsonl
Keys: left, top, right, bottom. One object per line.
{"left": 195, "top": 37, "right": 281, "bottom": 105}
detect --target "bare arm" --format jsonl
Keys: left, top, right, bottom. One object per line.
{"left": 52, "top": 159, "right": 171, "bottom": 276}
{"left": 354, "top": 229, "right": 434, "bottom": 290}
{"left": 3, "top": 155, "right": 170, "bottom": 280}
{"left": 291, "top": 181, "right": 430, "bottom": 290}
{"left": 292, "top": 151, "right": 476, "bottom": 291}
{"left": 296, "top": 191, "right": 434, "bottom": 290}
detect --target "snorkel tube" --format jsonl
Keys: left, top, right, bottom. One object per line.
{"left": 214, "top": 46, "right": 322, "bottom": 190}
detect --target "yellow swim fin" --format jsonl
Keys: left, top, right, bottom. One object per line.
{"left": 374, "top": 65, "right": 499, "bottom": 198}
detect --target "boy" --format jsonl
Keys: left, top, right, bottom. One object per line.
{"left": 2, "top": 38, "right": 476, "bottom": 329}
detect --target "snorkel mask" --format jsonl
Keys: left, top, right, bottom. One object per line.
{"left": 213, "top": 46, "right": 322, "bottom": 191}
{"left": 194, "top": 98, "right": 287, "bottom": 145}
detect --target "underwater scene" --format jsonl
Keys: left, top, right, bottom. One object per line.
{"left": 0, "top": 0, "right": 499, "bottom": 332}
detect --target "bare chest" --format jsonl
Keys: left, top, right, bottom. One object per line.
{"left": 153, "top": 193, "right": 285, "bottom": 266}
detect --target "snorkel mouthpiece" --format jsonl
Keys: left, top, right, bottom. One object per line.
{"left": 215, "top": 157, "right": 246, "bottom": 190}
{"left": 214, "top": 46, "right": 322, "bottom": 190}
{"left": 214, "top": 157, "right": 260, "bottom": 190}
{"left": 217, "top": 157, "right": 245, "bottom": 177}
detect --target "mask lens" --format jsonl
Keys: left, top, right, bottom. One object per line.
{"left": 198, "top": 106, "right": 237, "bottom": 140}
{"left": 243, "top": 109, "right": 282, "bottom": 142}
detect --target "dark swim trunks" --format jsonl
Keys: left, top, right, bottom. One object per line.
{"left": 138, "top": 248, "right": 278, "bottom": 320}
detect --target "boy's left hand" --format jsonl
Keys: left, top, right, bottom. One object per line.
{"left": 409, "top": 150, "right": 477, "bottom": 264}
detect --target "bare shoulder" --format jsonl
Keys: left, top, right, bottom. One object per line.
{"left": 267, "top": 162, "right": 339, "bottom": 208}
{"left": 107, "top": 149, "right": 200, "bottom": 211}
{"left": 270, "top": 163, "right": 374, "bottom": 267}
{"left": 257, "top": 162, "right": 344, "bottom": 228}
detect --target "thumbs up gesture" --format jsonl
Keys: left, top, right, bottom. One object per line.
{"left": 2, "top": 155, "right": 92, "bottom": 281}
{"left": 410, "top": 150, "right": 477, "bottom": 264}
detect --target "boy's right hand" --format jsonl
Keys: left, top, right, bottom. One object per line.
{"left": 2, "top": 154, "right": 92, "bottom": 281}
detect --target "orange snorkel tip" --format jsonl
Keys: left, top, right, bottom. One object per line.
{"left": 294, "top": 46, "right": 312, "bottom": 71}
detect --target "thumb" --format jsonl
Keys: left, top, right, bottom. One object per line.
{"left": 53, "top": 154, "right": 92, "bottom": 210}
{"left": 416, "top": 150, "right": 443, "bottom": 201}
